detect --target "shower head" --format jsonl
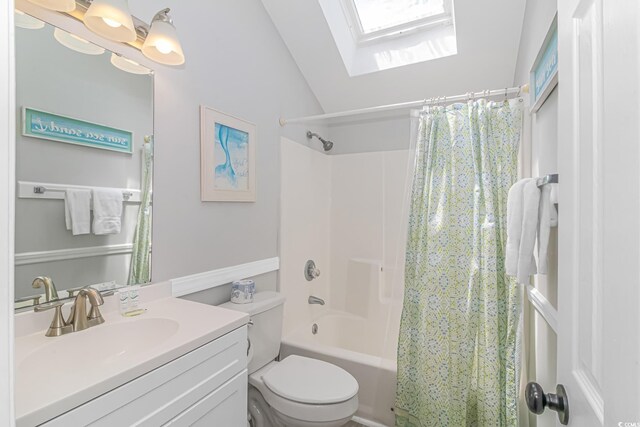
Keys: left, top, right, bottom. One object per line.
{"left": 306, "top": 131, "right": 334, "bottom": 152}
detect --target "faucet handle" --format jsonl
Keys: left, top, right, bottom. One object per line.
{"left": 34, "top": 301, "right": 68, "bottom": 337}
{"left": 81, "top": 288, "right": 105, "bottom": 324}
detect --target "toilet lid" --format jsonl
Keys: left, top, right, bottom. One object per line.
{"left": 262, "top": 355, "right": 359, "bottom": 404}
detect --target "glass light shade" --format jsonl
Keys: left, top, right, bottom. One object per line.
{"left": 83, "top": 0, "right": 136, "bottom": 43}
{"left": 54, "top": 28, "right": 105, "bottom": 55}
{"left": 15, "top": 10, "right": 45, "bottom": 30}
{"left": 24, "top": 0, "right": 75, "bottom": 12}
{"left": 142, "top": 19, "right": 185, "bottom": 65}
{"left": 110, "top": 53, "right": 151, "bottom": 75}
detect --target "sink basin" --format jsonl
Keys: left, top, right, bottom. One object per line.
{"left": 18, "top": 318, "right": 179, "bottom": 381}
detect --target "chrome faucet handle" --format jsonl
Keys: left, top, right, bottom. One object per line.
{"left": 34, "top": 301, "right": 70, "bottom": 337}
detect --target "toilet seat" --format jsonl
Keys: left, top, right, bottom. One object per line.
{"left": 263, "top": 355, "right": 358, "bottom": 404}
{"left": 249, "top": 356, "right": 359, "bottom": 424}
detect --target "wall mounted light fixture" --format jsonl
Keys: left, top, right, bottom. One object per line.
{"left": 141, "top": 9, "right": 184, "bottom": 66}
{"left": 22, "top": 0, "right": 186, "bottom": 66}
{"left": 83, "top": 0, "right": 136, "bottom": 43}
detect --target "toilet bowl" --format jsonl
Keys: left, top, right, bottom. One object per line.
{"left": 220, "top": 292, "right": 359, "bottom": 427}
{"left": 250, "top": 356, "right": 359, "bottom": 427}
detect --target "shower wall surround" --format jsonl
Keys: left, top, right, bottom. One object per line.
{"left": 126, "top": 0, "right": 326, "bottom": 299}
{"left": 279, "top": 137, "right": 413, "bottom": 337}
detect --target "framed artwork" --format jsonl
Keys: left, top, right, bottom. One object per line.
{"left": 22, "top": 107, "right": 133, "bottom": 154}
{"left": 200, "top": 106, "right": 256, "bottom": 202}
{"left": 529, "top": 14, "right": 558, "bottom": 112}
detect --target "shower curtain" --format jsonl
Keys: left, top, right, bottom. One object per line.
{"left": 128, "top": 137, "right": 153, "bottom": 285}
{"left": 396, "top": 99, "right": 523, "bottom": 426}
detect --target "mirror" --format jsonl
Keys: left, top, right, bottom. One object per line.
{"left": 14, "top": 13, "right": 154, "bottom": 310}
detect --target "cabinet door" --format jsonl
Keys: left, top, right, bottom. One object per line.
{"left": 165, "top": 369, "right": 248, "bottom": 427}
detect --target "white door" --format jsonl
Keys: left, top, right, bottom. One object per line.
{"left": 554, "top": 0, "right": 640, "bottom": 425}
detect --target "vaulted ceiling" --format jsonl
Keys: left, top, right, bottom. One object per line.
{"left": 261, "top": 0, "right": 526, "bottom": 113}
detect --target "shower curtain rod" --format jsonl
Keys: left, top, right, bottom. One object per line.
{"left": 279, "top": 84, "right": 529, "bottom": 126}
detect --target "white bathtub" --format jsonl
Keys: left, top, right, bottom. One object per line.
{"left": 280, "top": 311, "right": 398, "bottom": 427}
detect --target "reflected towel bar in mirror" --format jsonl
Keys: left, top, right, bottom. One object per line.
{"left": 33, "top": 185, "right": 133, "bottom": 201}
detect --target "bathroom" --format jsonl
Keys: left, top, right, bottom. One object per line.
{"left": 1, "top": 0, "right": 639, "bottom": 426}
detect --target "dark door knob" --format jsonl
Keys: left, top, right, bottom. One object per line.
{"left": 525, "top": 382, "right": 569, "bottom": 425}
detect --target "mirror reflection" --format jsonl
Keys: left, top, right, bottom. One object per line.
{"left": 14, "top": 14, "right": 154, "bottom": 310}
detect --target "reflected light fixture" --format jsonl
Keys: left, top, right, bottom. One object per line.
{"left": 15, "top": 10, "right": 45, "bottom": 29}
{"left": 141, "top": 9, "right": 185, "bottom": 66}
{"left": 83, "top": 0, "right": 136, "bottom": 43}
{"left": 24, "top": 0, "right": 75, "bottom": 12}
{"left": 110, "top": 53, "right": 152, "bottom": 75}
{"left": 54, "top": 27, "right": 105, "bottom": 55}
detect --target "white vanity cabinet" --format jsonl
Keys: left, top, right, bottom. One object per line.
{"left": 42, "top": 326, "right": 248, "bottom": 427}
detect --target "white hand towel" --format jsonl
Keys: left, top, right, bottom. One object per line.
{"left": 505, "top": 179, "right": 528, "bottom": 276}
{"left": 64, "top": 189, "right": 91, "bottom": 235}
{"left": 516, "top": 179, "right": 540, "bottom": 284}
{"left": 92, "top": 189, "right": 123, "bottom": 235}
{"left": 537, "top": 184, "right": 558, "bottom": 274}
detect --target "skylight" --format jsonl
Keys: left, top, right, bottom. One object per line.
{"left": 352, "top": 0, "right": 446, "bottom": 34}
{"left": 319, "top": 0, "right": 457, "bottom": 76}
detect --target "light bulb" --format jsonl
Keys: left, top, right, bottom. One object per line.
{"left": 155, "top": 39, "right": 173, "bottom": 54}
{"left": 102, "top": 17, "right": 122, "bottom": 28}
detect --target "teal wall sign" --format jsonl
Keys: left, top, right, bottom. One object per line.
{"left": 530, "top": 15, "right": 558, "bottom": 112}
{"left": 22, "top": 107, "right": 133, "bottom": 154}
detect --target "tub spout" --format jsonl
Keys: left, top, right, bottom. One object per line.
{"left": 308, "top": 295, "right": 325, "bottom": 305}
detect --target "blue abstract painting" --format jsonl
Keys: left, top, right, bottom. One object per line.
{"left": 214, "top": 123, "right": 249, "bottom": 190}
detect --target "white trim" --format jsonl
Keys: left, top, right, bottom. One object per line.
{"left": 0, "top": 0, "right": 15, "bottom": 424}
{"left": 526, "top": 285, "right": 558, "bottom": 332}
{"left": 15, "top": 243, "right": 134, "bottom": 266}
{"left": 171, "top": 257, "right": 280, "bottom": 297}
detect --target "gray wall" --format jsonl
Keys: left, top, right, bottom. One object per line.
{"left": 512, "top": 1, "right": 558, "bottom": 427}
{"left": 128, "top": 0, "right": 326, "bottom": 298}
{"left": 14, "top": 24, "right": 153, "bottom": 297}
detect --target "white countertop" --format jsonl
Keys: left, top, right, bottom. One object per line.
{"left": 15, "top": 293, "right": 248, "bottom": 427}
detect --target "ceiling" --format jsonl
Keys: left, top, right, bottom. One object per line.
{"left": 261, "top": 0, "right": 527, "bottom": 113}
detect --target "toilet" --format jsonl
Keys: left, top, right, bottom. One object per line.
{"left": 221, "top": 292, "right": 359, "bottom": 427}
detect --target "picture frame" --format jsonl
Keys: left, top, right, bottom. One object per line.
{"left": 529, "top": 14, "right": 558, "bottom": 112}
{"left": 200, "top": 106, "right": 256, "bottom": 202}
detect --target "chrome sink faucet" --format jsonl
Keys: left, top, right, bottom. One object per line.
{"left": 308, "top": 295, "right": 325, "bottom": 305}
{"left": 35, "top": 288, "right": 105, "bottom": 337}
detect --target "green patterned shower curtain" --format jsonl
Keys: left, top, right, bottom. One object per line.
{"left": 128, "top": 137, "right": 153, "bottom": 285}
{"left": 396, "top": 99, "right": 523, "bottom": 426}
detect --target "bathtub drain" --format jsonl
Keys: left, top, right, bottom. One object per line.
{"left": 312, "top": 323, "right": 318, "bottom": 334}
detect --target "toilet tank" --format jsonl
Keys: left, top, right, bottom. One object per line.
{"left": 220, "top": 291, "right": 286, "bottom": 374}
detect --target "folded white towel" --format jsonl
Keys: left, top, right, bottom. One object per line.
{"left": 537, "top": 184, "right": 558, "bottom": 274}
{"left": 516, "top": 179, "right": 540, "bottom": 284}
{"left": 64, "top": 189, "right": 91, "bottom": 235}
{"left": 505, "top": 179, "right": 528, "bottom": 277}
{"left": 92, "top": 189, "right": 123, "bottom": 235}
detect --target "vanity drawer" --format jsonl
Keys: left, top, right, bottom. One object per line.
{"left": 43, "top": 326, "right": 247, "bottom": 427}
{"left": 164, "top": 369, "right": 248, "bottom": 426}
